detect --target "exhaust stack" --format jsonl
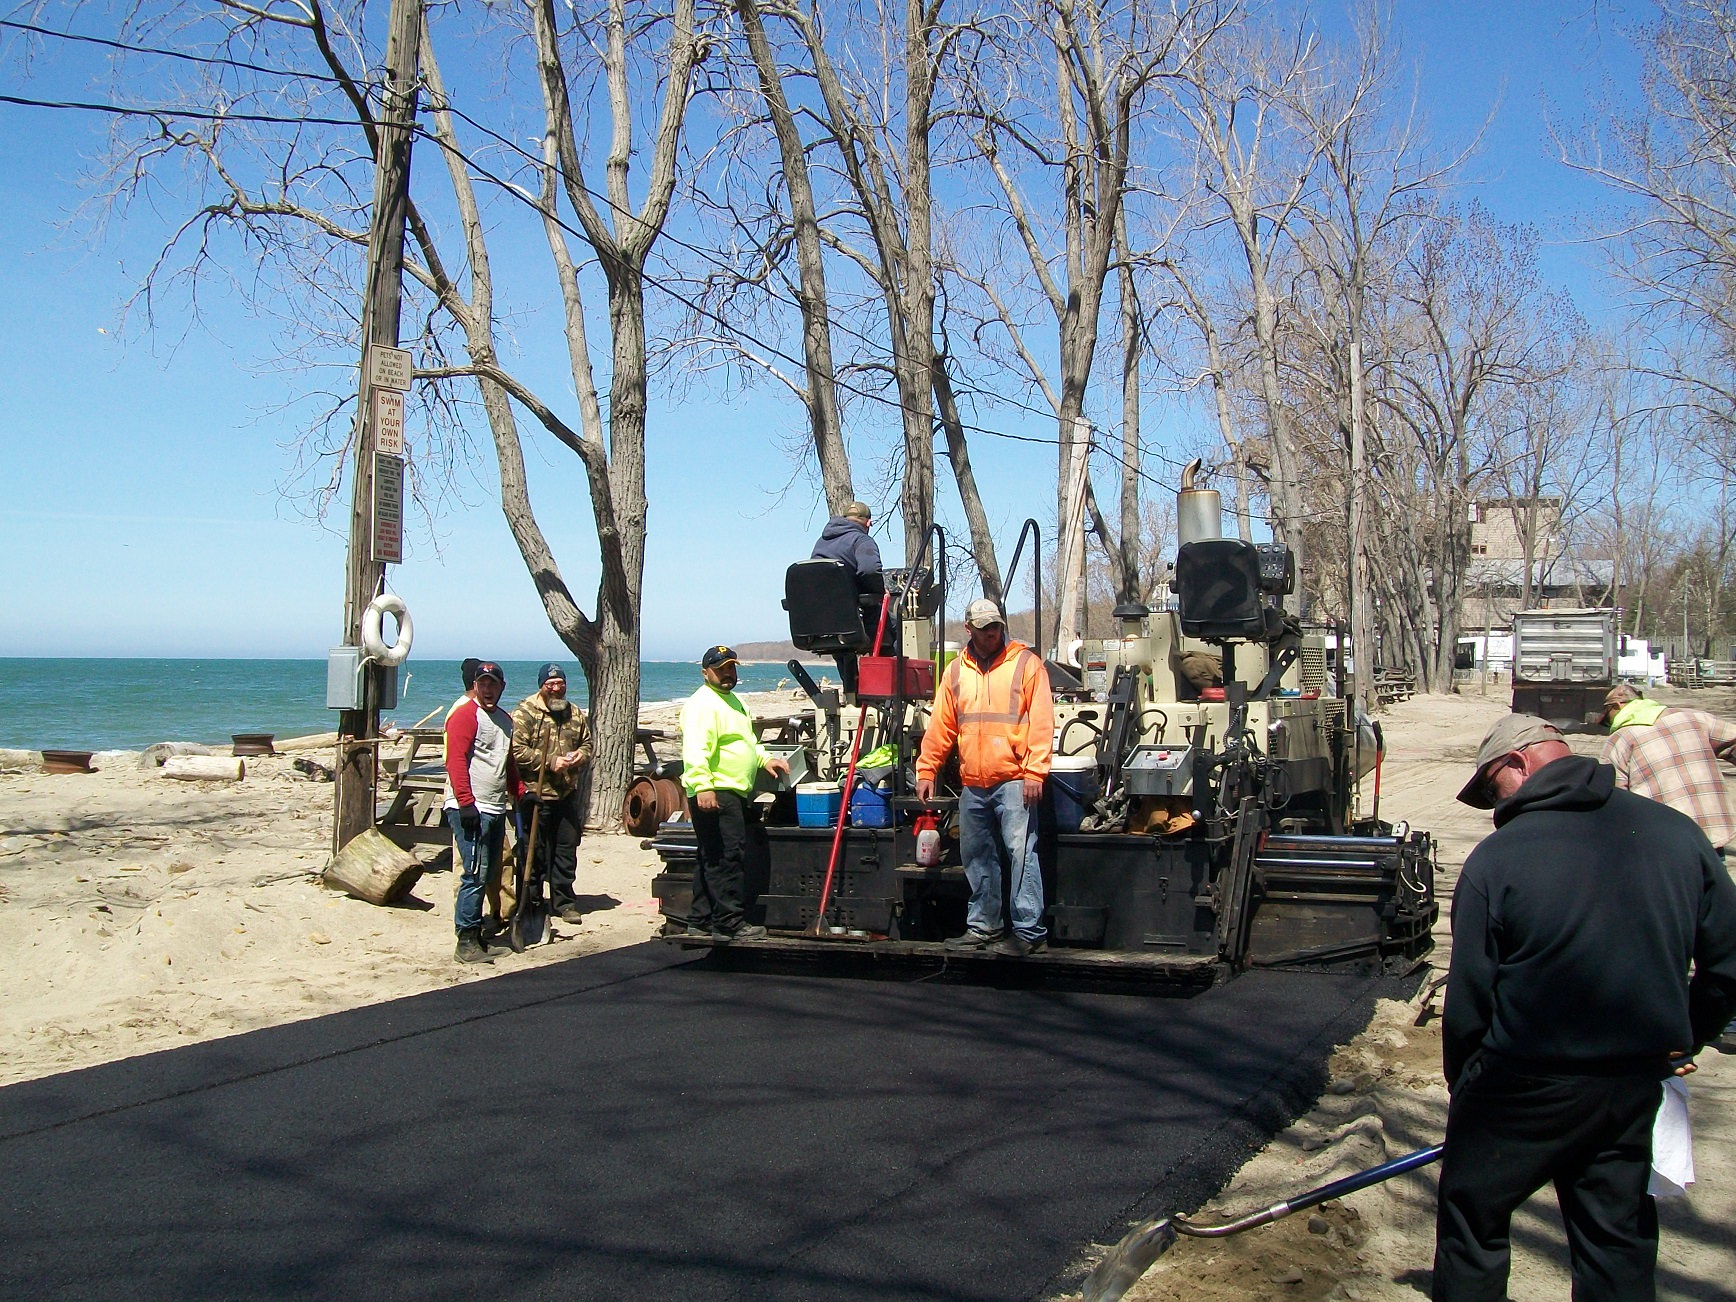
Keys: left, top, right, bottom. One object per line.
{"left": 1176, "top": 457, "right": 1222, "bottom": 546}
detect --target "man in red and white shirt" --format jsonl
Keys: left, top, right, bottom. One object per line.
{"left": 444, "top": 661, "right": 524, "bottom": 963}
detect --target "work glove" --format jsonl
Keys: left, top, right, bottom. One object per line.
{"left": 458, "top": 804, "right": 481, "bottom": 839}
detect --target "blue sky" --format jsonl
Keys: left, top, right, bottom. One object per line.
{"left": 0, "top": 0, "right": 1646, "bottom": 661}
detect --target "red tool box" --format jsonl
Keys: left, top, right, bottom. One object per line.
{"left": 855, "top": 655, "right": 935, "bottom": 699}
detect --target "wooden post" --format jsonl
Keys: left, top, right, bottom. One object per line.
{"left": 334, "top": 0, "right": 423, "bottom": 854}
{"left": 1349, "top": 335, "right": 1371, "bottom": 714}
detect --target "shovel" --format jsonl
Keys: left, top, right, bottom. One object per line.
{"left": 1081, "top": 1144, "right": 1443, "bottom": 1302}
{"left": 509, "top": 726, "right": 554, "bottom": 954}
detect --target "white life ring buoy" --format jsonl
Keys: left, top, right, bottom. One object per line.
{"left": 362, "top": 593, "right": 414, "bottom": 667}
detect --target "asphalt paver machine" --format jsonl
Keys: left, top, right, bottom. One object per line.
{"left": 651, "top": 463, "right": 1436, "bottom": 988}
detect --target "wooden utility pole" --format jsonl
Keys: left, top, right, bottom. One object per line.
{"left": 334, "top": 0, "right": 423, "bottom": 854}
{"left": 1349, "top": 335, "right": 1372, "bottom": 715}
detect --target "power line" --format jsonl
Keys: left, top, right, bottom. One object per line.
{"left": 417, "top": 96, "right": 1197, "bottom": 489}
{"left": 0, "top": 19, "right": 353, "bottom": 87}
{"left": 425, "top": 93, "right": 1200, "bottom": 484}
{"left": 0, "top": 91, "right": 361, "bottom": 128}
{"left": 1, "top": 80, "right": 1198, "bottom": 497}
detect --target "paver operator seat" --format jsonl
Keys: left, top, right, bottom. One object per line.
{"left": 784, "top": 559, "right": 873, "bottom": 656}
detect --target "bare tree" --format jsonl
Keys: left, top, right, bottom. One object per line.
{"left": 1161, "top": 9, "right": 1337, "bottom": 612}
{"left": 1377, "top": 204, "right": 1563, "bottom": 689}
{"left": 1285, "top": 4, "right": 1459, "bottom": 702}
{"left": 730, "top": 0, "right": 855, "bottom": 511}
{"left": 81, "top": 0, "right": 711, "bottom": 824}
{"left": 956, "top": 0, "right": 1205, "bottom": 641}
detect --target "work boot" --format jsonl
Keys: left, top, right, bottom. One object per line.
{"left": 944, "top": 928, "right": 1002, "bottom": 951}
{"left": 712, "top": 923, "right": 767, "bottom": 944}
{"left": 553, "top": 903, "right": 585, "bottom": 924}
{"left": 455, "top": 927, "right": 494, "bottom": 965}
{"left": 683, "top": 918, "right": 713, "bottom": 937}
{"left": 989, "top": 933, "right": 1046, "bottom": 957}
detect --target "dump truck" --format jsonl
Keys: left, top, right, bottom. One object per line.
{"left": 1510, "top": 608, "right": 1620, "bottom": 728}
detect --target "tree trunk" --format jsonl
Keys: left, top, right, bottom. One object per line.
{"left": 588, "top": 271, "right": 651, "bottom": 827}
{"left": 1114, "top": 214, "right": 1141, "bottom": 604}
{"left": 1248, "top": 260, "right": 1306, "bottom": 613}
{"left": 933, "top": 356, "right": 1003, "bottom": 599}
{"left": 1349, "top": 333, "right": 1372, "bottom": 711}
{"left": 899, "top": 0, "right": 937, "bottom": 565}
{"left": 735, "top": 0, "right": 852, "bottom": 510}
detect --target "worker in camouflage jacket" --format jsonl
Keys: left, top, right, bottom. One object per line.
{"left": 510, "top": 663, "right": 593, "bottom": 925}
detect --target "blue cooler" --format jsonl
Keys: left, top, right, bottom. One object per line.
{"left": 796, "top": 783, "right": 843, "bottom": 828}
{"left": 1048, "top": 754, "right": 1099, "bottom": 832}
{"left": 848, "top": 781, "right": 894, "bottom": 828}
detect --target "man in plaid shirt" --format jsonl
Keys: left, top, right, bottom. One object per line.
{"left": 1602, "top": 683, "right": 1736, "bottom": 851}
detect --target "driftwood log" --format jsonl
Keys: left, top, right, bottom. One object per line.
{"left": 160, "top": 756, "right": 246, "bottom": 782}
{"left": 322, "top": 828, "right": 424, "bottom": 906}
{"left": 141, "top": 742, "right": 221, "bottom": 768}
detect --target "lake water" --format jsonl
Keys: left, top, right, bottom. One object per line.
{"left": 0, "top": 658, "right": 813, "bottom": 751}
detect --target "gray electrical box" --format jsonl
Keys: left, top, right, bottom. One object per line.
{"left": 1124, "top": 744, "right": 1194, "bottom": 798}
{"left": 326, "top": 647, "right": 399, "bottom": 710}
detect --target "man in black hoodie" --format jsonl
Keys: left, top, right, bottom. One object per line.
{"left": 811, "top": 501, "right": 887, "bottom": 696}
{"left": 1434, "top": 714, "right": 1736, "bottom": 1301}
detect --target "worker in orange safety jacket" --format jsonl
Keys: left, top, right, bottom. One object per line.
{"left": 915, "top": 597, "right": 1054, "bottom": 955}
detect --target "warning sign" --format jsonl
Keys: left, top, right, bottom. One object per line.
{"left": 373, "top": 452, "right": 404, "bottom": 565}
{"left": 368, "top": 344, "right": 413, "bottom": 392}
{"left": 372, "top": 387, "right": 405, "bottom": 457}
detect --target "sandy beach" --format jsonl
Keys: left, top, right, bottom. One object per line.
{"left": 2, "top": 686, "right": 1732, "bottom": 1299}
{"left": 0, "top": 687, "right": 809, "bottom": 1088}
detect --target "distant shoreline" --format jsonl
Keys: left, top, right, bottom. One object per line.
{"left": 0, "top": 659, "right": 823, "bottom": 753}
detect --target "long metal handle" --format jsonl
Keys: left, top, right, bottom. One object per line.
{"left": 1082, "top": 1144, "right": 1444, "bottom": 1302}
{"left": 1173, "top": 1144, "right": 1444, "bottom": 1237}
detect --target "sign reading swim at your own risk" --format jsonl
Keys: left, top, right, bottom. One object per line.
{"left": 372, "top": 387, "right": 405, "bottom": 457}
{"left": 368, "top": 344, "right": 411, "bottom": 562}
{"left": 373, "top": 452, "right": 404, "bottom": 564}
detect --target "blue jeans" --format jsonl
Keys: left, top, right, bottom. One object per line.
{"left": 447, "top": 807, "right": 506, "bottom": 934}
{"left": 959, "top": 780, "right": 1046, "bottom": 942}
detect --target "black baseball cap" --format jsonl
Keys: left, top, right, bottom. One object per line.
{"left": 473, "top": 661, "right": 505, "bottom": 684}
{"left": 701, "top": 645, "right": 739, "bottom": 670}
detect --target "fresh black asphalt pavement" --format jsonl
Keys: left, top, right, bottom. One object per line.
{"left": 0, "top": 943, "right": 1395, "bottom": 1300}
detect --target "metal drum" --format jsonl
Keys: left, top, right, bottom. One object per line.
{"left": 623, "top": 775, "right": 690, "bottom": 836}
{"left": 41, "top": 750, "right": 95, "bottom": 774}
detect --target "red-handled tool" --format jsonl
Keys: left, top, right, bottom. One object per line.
{"left": 811, "top": 592, "right": 893, "bottom": 935}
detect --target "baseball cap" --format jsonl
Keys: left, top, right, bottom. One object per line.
{"left": 538, "top": 662, "right": 567, "bottom": 685}
{"left": 1456, "top": 714, "right": 1564, "bottom": 808}
{"left": 1602, "top": 683, "right": 1639, "bottom": 721}
{"left": 964, "top": 598, "right": 1005, "bottom": 629}
{"left": 701, "top": 645, "right": 739, "bottom": 670}
{"left": 473, "top": 661, "right": 505, "bottom": 685}
{"left": 843, "top": 500, "right": 871, "bottom": 522}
